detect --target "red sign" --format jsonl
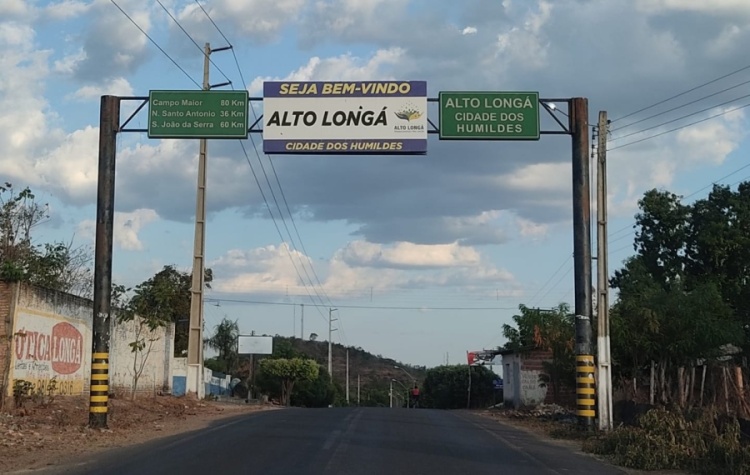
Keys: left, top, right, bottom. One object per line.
{"left": 51, "top": 322, "right": 84, "bottom": 374}
{"left": 14, "top": 322, "right": 84, "bottom": 375}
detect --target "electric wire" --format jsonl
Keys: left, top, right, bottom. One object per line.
{"left": 612, "top": 77, "right": 750, "bottom": 133}
{"left": 109, "top": 0, "right": 200, "bottom": 88}
{"left": 609, "top": 93, "right": 750, "bottom": 145}
{"left": 608, "top": 101, "right": 750, "bottom": 152}
{"left": 192, "top": 2, "right": 335, "bottom": 324}
{"left": 610, "top": 62, "right": 750, "bottom": 124}
{"left": 112, "top": 1, "right": 331, "bottom": 326}
{"left": 525, "top": 254, "right": 573, "bottom": 308}
{"left": 154, "top": 0, "right": 233, "bottom": 85}
{"left": 204, "top": 297, "right": 518, "bottom": 311}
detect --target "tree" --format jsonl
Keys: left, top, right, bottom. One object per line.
{"left": 258, "top": 358, "right": 319, "bottom": 406}
{"left": 501, "top": 303, "right": 576, "bottom": 402}
{"left": 611, "top": 185, "right": 748, "bottom": 405}
{"left": 112, "top": 284, "right": 167, "bottom": 400}
{"left": 0, "top": 183, "right": 93, "bottom": 297}
{"left": 291, "top": 366, "right": 335, "bottom": 408}
{"left": 422, "top": 364, "right": 495, "bottom": 409}
{"left": 205, "top": 317, "right": 239, "bottom": 374}
{"left": 129, "top": 265, "right": 212, "bottom": 356}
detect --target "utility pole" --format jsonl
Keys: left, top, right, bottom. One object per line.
{"left": 357, "top": 374, "right": 361, "bottom": 406}
{"left": 389, "top": 379, "right": 393, "bottom": 408}
{"left": 89, "top": 95, "right": 120, "bottom": 428}
{"left": 328, "top": 308, "right": 338, "bottom": 380}
{"left": 597, "top": 111, "right": 613, "bottom": 431}
{"left": 346, "top": 349, "right": 350, "bottom": 404}
{"left": 186, "top": 43, "right": 232, "bottom": 398}
{"left": 186, "top": 43, "right": 211, "bottom": 399}
{"left": 301, "top": 303, "right": 304, "bottom": 339}
{"left": 571, "top": 97, "right": 596, "bottom": 431}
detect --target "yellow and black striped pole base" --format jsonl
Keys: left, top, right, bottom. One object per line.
{"left": 576, "top": 355, "right": 596, "bottom": 430}
{"left": 89, "top": 352, "right": 109, "bottom": 428}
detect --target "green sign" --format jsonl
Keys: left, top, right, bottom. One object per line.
{"left": 148, "top": 90, "right": 249, "bottom": 139}
{"left": 439, "top": 92, "right": 540, "bottom": 140}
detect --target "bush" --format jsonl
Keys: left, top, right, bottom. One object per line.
{"left": 584, "top": 407, "right": 750, "bottom": 474}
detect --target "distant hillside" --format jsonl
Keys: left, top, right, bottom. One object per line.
{"left": 273, "top": 335, "right": 426, "bottom": 405}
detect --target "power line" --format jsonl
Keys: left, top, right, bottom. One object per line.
{"left": 192, "top": 4, "right": 334, "bottom": 322}
{"left": 606, "top": 167, "right": 750, "bottom": 261}
{"left": 610, "top": 62, "right": 750, "bottom": 124}
{"left": 525, "top": 253, "right": 573, "bottom": 307}
{"left": 204, "top": 297, "right": 518, "bottom": 311}
{"left": 109, "top": 0, "right": 200, "bottom": 88}
{"left": 609, "top": 92, "right": 750, "bottom": 144}
{"left": 612, "top": 77, "right": 750, "bottom": 133}
{"left": 608, "top": 101, "right": 750, "bottom": 152}
{"left": 155, "top": 0, "right": 233, "bottom": 85}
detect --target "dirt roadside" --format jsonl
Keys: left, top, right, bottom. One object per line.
{"left": 0, "top": 395, "right": 278, "bottom": 473}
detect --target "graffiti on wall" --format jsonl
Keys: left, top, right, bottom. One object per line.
{"left": 11, "top": 311, "right": 90, "bottom": 396}
{"left": 519, "top": 369, "right": 547, "bottom": 406}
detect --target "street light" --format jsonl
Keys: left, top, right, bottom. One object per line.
{"left": 394, "top": 365, "right": 416, "bottom": 384}
{"left": 388, "top": 379, "right": 394, "bottom": 408}
{"left": 392, "top": 378, "right": 409, "bottom": 409}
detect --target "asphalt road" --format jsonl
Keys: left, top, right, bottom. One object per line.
{"left": 47, "top": 408, "right": 625, "bottom": 475}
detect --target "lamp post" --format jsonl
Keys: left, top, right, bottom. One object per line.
{"left": 392, "top": 379, "right": 409, "bottom": 409}
{"left": 394, "top": 365, "right": 416, "bottom": 384}
{"left": 389, "top": 379, "right": 393, "bottom": 408}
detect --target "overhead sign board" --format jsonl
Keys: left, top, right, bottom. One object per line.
{"left": 238, "top": 335, "right": 273, "bottom": 355}
{"left": 439, "top": 92, "right": 540, "bottom": 140}
{"left": 148, "top": 90, "right": 249, "bottom": 139}
{"left": 262, "top": 81, "right": 427, "bottom": 154}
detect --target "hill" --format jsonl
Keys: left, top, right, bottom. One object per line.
{"left": 274, "top": 336, "right": 426, "bottom": 406}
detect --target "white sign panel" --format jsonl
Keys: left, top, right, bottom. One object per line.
{"left": 263, "top": 81, "right": 427, "bottom": 154}
{"left": 238, "top": 335, "right": 273, "bottom": 355}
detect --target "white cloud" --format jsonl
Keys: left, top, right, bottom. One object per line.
{"left": 636, "top": 0, "right": 750, "bottom": 16}
{"left": 210, "top": 240, "right": 516, "bottom": 297}
{"left": 340, "top": 241, "right": 481, "bottom": 269}
{"left": 462, "top": 26, "right": 478, "bottom": 35}
{"left": 175, "top": 0, "right": 306, "bottom": 45}
{"left": 501, "top": 162, "right": 569, "bottom": 193}
{"left": 78, "top": 209, "right": 159, "bottom": 251}
{"left": 495, "top": 0, "right": 552, "bottom": 70}
{"left": 248, "top": 49, "right": 405, "bottom": 95}
{"left": 42, "top": 1, "right": 90, "bottom": 20}
{"left": 210, "top": 243, "right": 314, "bottom": 294}
{"left": 69, "top": 77, "right": 134, "bottom": 100}
{"left": 0, "top": 0, "right": 32, "bottom": 19}
{"left": 516, "top": 217, "right": 549, "bottom": 239}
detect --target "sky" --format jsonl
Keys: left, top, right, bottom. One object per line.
{"left": 2, "top": 0, "right": 750, "bottom": 370}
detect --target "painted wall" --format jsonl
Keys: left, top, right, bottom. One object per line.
{"left": 502, "top": 350, "right": 551, "bottom": 408}
{"left": 170, "top": 358, "right": 230, "bottom": 398}
{"left": 171, "top": 357, "right": 187, "bottom": 396}
{"left": 9, "top": 285, "right": 92, "bottom": 397}
{"left": 204, "top": 368, "right": 231, "bottom": 397}
{"left": 1, "top": 283, "right": 175, "bottom": 398}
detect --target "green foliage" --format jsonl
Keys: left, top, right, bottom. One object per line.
{"left": 258, "top": 358, "right": 319, "bottom": 406}
{"left": 584, "top": 408, "right": 750, "bottom": 474}
{"left": 611, "top": 184, "right": 750, "bottom": 405}
{"left": 422, "top": 364, "right": 495, "bottom": 409}
{"left": 291, "top": 366, "right": 335, "bottom": 407}
{"left": 0, "top": 183, "right": 93, "bottom": 297}
{"left": 118, "top": 265, "right": 212, "bottom": 356}
{"left": 204, "top": 318, "right": 240, "bottom": 374}
{"left": 501, "top": 303, "right": 575, "bottom": 401}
